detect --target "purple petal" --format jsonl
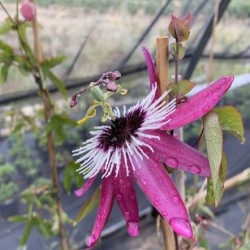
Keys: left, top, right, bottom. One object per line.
{"left": 74, "top": 176, "right": 97, "bottom": 197}
{"left": 132, "top": 156, "right": 193, "bottom": 238}
{"left": 162, "top": 76, "right": 234, "bottom": 130}
{"left": 142, "top": 130, "right": 210, "bottom": 177}
{"left": 86, "top": 177, "right": 115, "bottom": 247}
{"left": 142, "top": 46, "right": 161, "bottom": 100}
{"left": 112, "top": 161, "right": 140, "bottom": 237}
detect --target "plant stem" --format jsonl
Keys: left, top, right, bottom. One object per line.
{"left": 0, "top": 1, "right": 14, "bottom": 23}
{"left": 173, "top": 38, "right": 186, "bottom": 245}
{"left": 31, "top": 3, "right": 68, "bottom": 249}
{"left": 174, "top": 40, "right": 179, "bottom": 85}
{"left": 41, "top": 89, "right": 68, "bottom": 250}
{"left": 175, "top": 128, "right": 185, "bottom": 200}
{"left": 156, "top": 36, "right": 177, "bottom": 250}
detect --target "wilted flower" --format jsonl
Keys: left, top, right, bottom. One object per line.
{"left": 20, "top": 0, "right": 36, "bottom": 22}
{"left": 72, "top": 47, "right": 233, "bottom": 247}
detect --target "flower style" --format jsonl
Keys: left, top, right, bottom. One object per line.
{"left": 73, "top": 47, "right": 233, "bottom": 247}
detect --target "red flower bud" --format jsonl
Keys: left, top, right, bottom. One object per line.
{"left": 20, "top": 0, "right": 36, "bottom": 22}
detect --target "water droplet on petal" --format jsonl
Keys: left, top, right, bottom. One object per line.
{"left": 97, "top": 214, "right": 102, "bottom": 220}
{"left": 128, "top": 222, "right": 139, "bottom": 237}
{"left": 154, "top": 201, "right": 159, "bottom": 206}
{"left": 162, "top": 211, "right": 168, "bottom": 217}
{"left": 172, "top": 195, "right": 180, "bottom": 204}
{"left": 154, "top": 195, "right": 159, "bottom": 202}
{"left": 188, "top": 165, "right": 201, "bottom": 174}
{"left": 202, "top": 106, "right": 210, "bottom": 113}
{"left": 125, "top": 211, "right": 130, "bottom": 219}
{"left": 165, "top": 157, "right": 179, "bottom": 167}
{"left": 169, "top": 217, "right": 193, "bottom": 238}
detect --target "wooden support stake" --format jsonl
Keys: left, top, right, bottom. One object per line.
{"left": 156, "top": 37, "right": 169, "bottom": 96}
{"left": 156, "top": 36, "right": 177, "bottom": 250}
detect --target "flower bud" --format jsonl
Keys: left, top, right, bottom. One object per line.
{"left": 109, "top": 71, "right": 121, "bottom": 81}
{"left": 106, "top": 81, "right": 118, "bottom": 92}
{"left": 20, "top": 0, "right": 36, "bottom": 22}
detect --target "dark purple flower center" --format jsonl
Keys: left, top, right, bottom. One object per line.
{"left": 98, "top": 107, "right": 146, "bottom": 151}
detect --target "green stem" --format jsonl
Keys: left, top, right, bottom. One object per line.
{"left": 0, "top": 1, "right": 14, "bottom": 23}
{"left": 174, "top": 40, "right": 179, "bottom": 85}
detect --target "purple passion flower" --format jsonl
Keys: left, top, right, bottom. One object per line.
{"left": 73, "top": 72, "right": 233, "bottom": 246}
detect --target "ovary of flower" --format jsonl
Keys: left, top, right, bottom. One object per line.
{"left": 72, "top": 72, "right": 233, "bottom": 247}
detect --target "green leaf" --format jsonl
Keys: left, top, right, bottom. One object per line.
{"left": 0, "top": 40, "right": 14, "bottom": 54}
{"left": 41, "top": 56, "right": 66, "bottom": 78}
{"left": 198, "top": 204, "right": 215, "bottom": 219}
{"left": 14, "top": 55, "right": 32, "bottom": 75}
{"left": 17, "top": 24, "right": 36, "bottom": 65}
{"left": 63, "top": 162, "right": 83, "bottom": 192}
{"left": 0, "top": 64, "right": 10, "bottom": 84}
{"left": 54, "top": 113, "right": 77, "bottom": 126}
{"left": 168, "top": 80, "right": 196, "bottom": 98}
{"left": 214, "top": 105, "right": 245, "bottom": 143}
{"left": 203, "top": 111, "right": 223, "bottom": 207}
{"left": 34, "top": 217, "right": 53, "bottom": 238}
{"left": 48, "top": 71, "right": 67, "bottom": 98}
{"left": 170, "top": 43, "right": 186, "bottom": 60}
{"left": 74, "top": 187, "right": 100, "bottom": 225}
{"left": 46, "top": 115, "right": 65, "bottom": 145}
{"left": 9, "top": 215, "right": 28, "bottom": 223}
{"left": 206, "top": 152, "right": 227, "bottom": 206}
{"left": 0, "top": 18, "right": 13, "bottom": 35}
{"left": 20, "top": 218, "right": 35, "bottom": 246}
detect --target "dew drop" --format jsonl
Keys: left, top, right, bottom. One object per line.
{"left": 172, "top": 195, "right": 180, "bottom": 204}
{"left": 188, "top": 165, "right": 201, "bottom": 174}
{"left": 162, "top": 210, "right": 168, "bottom": 217}
{"left": 169, "top": 217, "right": 193, "bottom": 238}
{"left": 154, "top": 195, "right": 159, "bottom": 202}
{"left": 154, "top": 201, "right": 159, "bottom": 206}
{"left": 165, "top": 157, "right": 179, "bottom": 167}
{"left": 202, "top": 106, "right": 210, "bottom": 113}
{"left": 97, "top": 214, "right": 102, "bottom": 220}
{"left": 125, "top": 211, "right": 130, "bottom": 219}
{"left": 117, "top": 194, "right": 122, "bottom": 200}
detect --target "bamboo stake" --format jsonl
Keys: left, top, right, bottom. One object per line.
{"left": 156, "top": 36, "right": 177, "bottom": 250}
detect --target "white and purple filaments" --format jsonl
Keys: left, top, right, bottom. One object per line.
{"left": 72, "top": 86, "right": 176, "bottom": 179}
